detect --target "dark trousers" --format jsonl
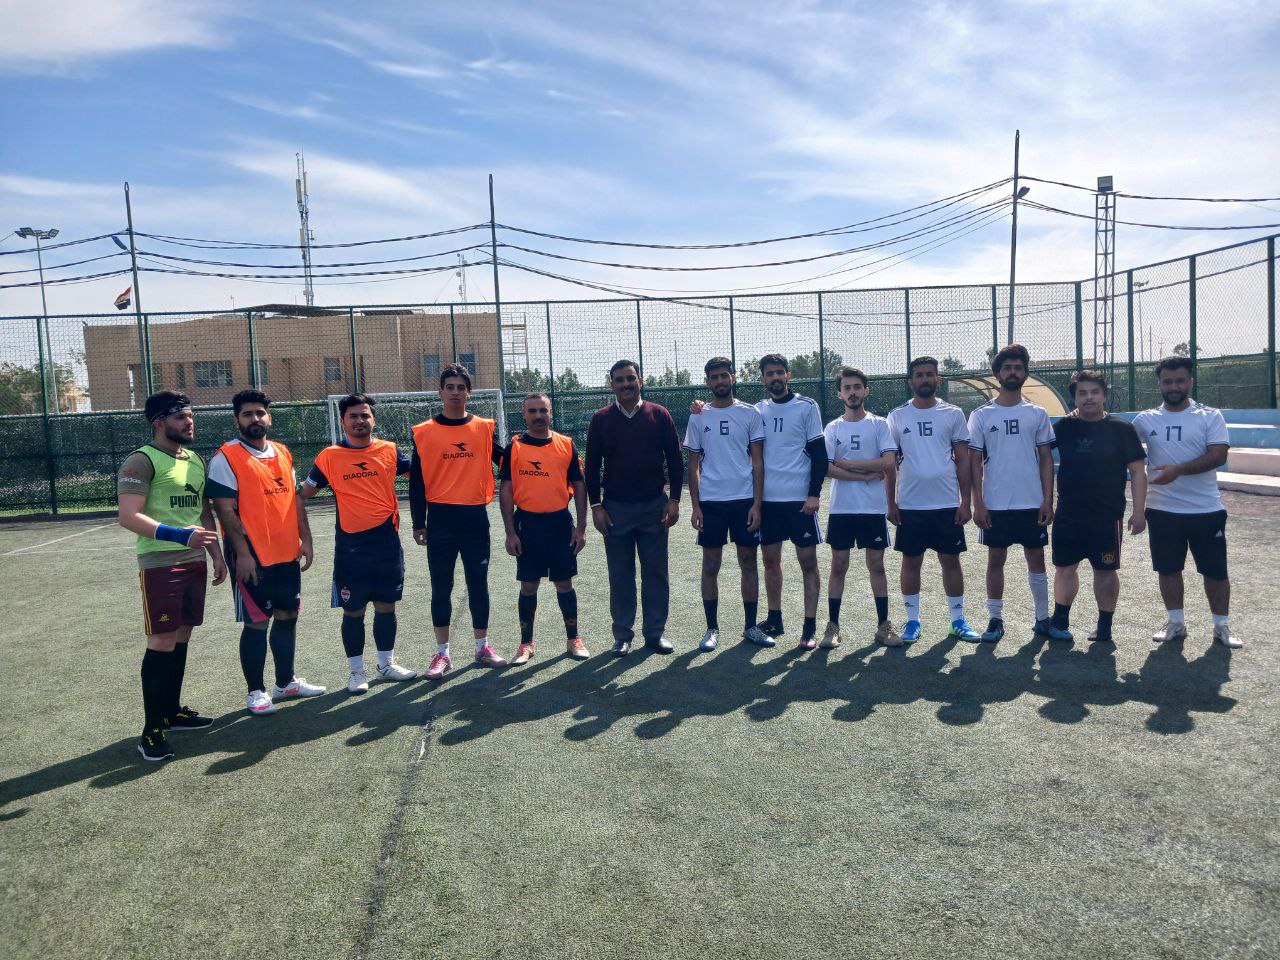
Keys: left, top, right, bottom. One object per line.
{"left": 602, "top": 496, "right": 670, "bottom": 644}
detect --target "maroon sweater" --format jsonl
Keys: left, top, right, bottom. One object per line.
{"left": 584, "top": 400, "right": 684, "bottom": 505}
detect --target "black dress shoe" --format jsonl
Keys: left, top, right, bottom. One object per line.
{"left": 645, "top": 637, "right": 674, "bottom": 654}
{"left": 611, "top": 639, "right": 632, "bottom": 657}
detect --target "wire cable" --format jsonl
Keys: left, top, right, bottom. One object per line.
{"left": 134, "top": 243, "right": 490, "bottom": 271}
{"left": 1020, "top": 175, "right": 1280, "bottom": 203}
{"left": 135, "top": 224, "right": 489, "bottom": 251}
{"left": 0, "top": 232, "right": 121, "bottom": 257}
{"left": 1021, "top": 199, "right": 1280, "bottom": 231}
{"left": 0, "top": 252, "right": 129, "bottom": 276}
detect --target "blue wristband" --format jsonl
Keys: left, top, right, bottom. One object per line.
{"left": 155, "top": 523, "right": 194, "bottom": 546}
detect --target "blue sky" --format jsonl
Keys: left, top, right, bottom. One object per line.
{"left": 1, "top": 0, "right": 1277, "bottom": 316}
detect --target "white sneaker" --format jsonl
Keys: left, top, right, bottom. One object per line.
{"left": 273, "top": 676, "right": 327, "bottom": 699}
{"left": 1152, "top": 619, "right": 1188, "bottom": 643}
{"left": 1213, "top": 624, "right": 1243, "bottom": 649}
{"left": 376, "top": 661, "right": 420, "bottom": 681}
{"left": 347, "top": 670, "right": 370, "bottom": 694}
{"left": 246, "top": 690, "right": 277, "bottom": 715}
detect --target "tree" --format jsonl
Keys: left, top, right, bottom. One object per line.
{"left": 646, "top": 365, "right": 692, "bottom": 386}
{"left": 789, "top": 348, "right": 843, "bottom": 380}
{"left": 554, "top": 367, "right": 583, "bottom": 392}
{"left": 0, "top": 361, "right": 79, "bottom": 415}
{"left": 941, "top": 355, "right": 965, "bottom": 375}
{"left": 1172, "top": 342, "right": 1190, "bottom": 357}
{"left": 505, "top": 366, "right": 549, "bottom": 395}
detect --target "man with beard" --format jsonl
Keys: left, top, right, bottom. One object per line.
{"left": 584, "top": 359, "right": 683, "bottom": 656}
{"left": 117, "top": 391, "right": 227, "bottom": 761}
{"left": 1132, "top": 357, "right": 1240, "bottom": 648}
{"left": 500, "top": 392, "right": 590, "bottom": 664}
{"left": 300, "top": 393, "right": 420, "bottom": 693}
{"left": 685, "top": 357, "right": 768, "bottom": 652}
{"left": 1046, "top": 371, "right": 1147, "bottom": 643}
{"left": 210, "top": 390, "right": 325, "bottom": 716}
{"left": 967, "top": 344, "right": 1055, "bottom": 642}
{"left": 822, "top": 367, "right": 900, "bottom": 648}
{"left": 886, "top": 356, "right": 981, "bottom": 643}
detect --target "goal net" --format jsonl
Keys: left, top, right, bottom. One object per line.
{"left": 325, "top": 389, "right": 507, "bottom": 446}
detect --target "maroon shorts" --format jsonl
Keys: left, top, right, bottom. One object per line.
{"left": 140, "top": 562, "right": 207, "bottom": 635}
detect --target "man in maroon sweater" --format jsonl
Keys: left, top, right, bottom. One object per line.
{"left": 585, "top": 359, "right": 684, "bottom": 655}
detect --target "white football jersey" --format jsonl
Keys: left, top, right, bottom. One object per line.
{"left": 967, "top": 399, "right": 1054, "bottom": 510}
{"left": 824, "top": 414, "right": 895, "bottom": 515}
{"left": 684, "top": 400, "right": 765, "bottom": 502}
{"left": 886, "top": 400, "right": 969, "bottom": 510}
{"left": 1131, "top": 403, "right": 1229, "bottom": 513}
{"left": 755, "top": 393, "right": 825, "bottom": 502}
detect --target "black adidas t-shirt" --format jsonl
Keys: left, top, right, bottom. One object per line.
{"left": 1053, "top": 414, "right": 1145, "bottom": 517}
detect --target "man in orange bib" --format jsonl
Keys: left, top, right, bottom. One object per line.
{"left": 301, "top": 393, "right": 419, "bottom": 693}
{"left": 409, "top": 364, "right": 508, "bottom": 678}
{"left": 210, "top": 390, "right": 326, "bottom": 715}
{"left": 499, "top": 393, "right": 589, "bottom": 664}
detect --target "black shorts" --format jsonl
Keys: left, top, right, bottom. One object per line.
{"left": 426, "top": 504, "right": 490, "bottom": 576}
{"left": 827, "top": 514, "right": 890, "bottom": 551}
{"left": 331, "top": 539, "right": 405, "bottom": 611}
{"left": 231, "top": 557, "right": 301, "bottom": 623}
{"left": 980, "top": 508, "right": 1049, "bottom": 550}
{"left": 894, "top": 508, "right": 967, "bottom": 557}
{"left": 1146, "top": 509, "right": 1228, "bottom": 580}
{"left": 698, "top": 499, "right": 759, "bottom": 548}
{"left": 760, "top": 500, "right": 822, "bottom": 547}
{"left": 1052, "top": 509, "right": 1123, "bottom": 571}
{"left": 514, "top": 508, "right": 578, "bottom": 583}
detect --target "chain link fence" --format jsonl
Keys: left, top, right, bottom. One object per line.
{"left": 1, "top": 234, "right": 1275, "bottom": 516}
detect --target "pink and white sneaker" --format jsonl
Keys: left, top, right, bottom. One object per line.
{"left": 425, "top": 653, "right": 452, "bottom": 679}
{"left": 273, "top": 676, "right": 326, "bottom": 699}
{"left": 474, "top": 644, "right": 508, "bottom": 668}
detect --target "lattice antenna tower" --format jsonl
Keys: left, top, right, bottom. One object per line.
{"left": 456, "top": 252, "right": 468, "bottom": 303}
{"left": 1093, "top": 175, "right": 1117, "bottom": 379}
{"left": 296, "top": 152, "right": 316, "bottom": 308}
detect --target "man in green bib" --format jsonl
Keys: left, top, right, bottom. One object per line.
{"left": 117, "top": 391, "right": 227, "bottom": 762}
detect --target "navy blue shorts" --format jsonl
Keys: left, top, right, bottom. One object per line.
{"left": 698, "top": 499, "right": 759, "bottom": 548}
{"left": 827, "top": 514, "right": 889, "bottom": 551}
{"left": 894, "top": 508, "right": 967, "bottom": 557}
{"left": 331, "top": 541, "right": 405, "bottom": 611}
{"left": 760, "top": 501, "right": 822, "bottom": 547}
{"left": 979, "top": 508, "right": 1049, "bottom": 550}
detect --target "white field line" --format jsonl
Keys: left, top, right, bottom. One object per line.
{"left": 2, "top": 523, "right": 115, "bottom": 557}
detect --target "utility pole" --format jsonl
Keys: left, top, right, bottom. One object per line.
{"left": 1007, "top": 130, "right": 1030, "bottom": 344}
{"left": 489, "top": 174, "right": 505, "bottom": 391}
{"left": 456, "top": 252, "right": 468, "bottom": 303}
{"left": 296, "top": 152, "right": 315, "bottom": 308}
{"left": 124, "top": 183, "right": 151, "bottom": 396}
{"left": 16, "top": 226, "right": 59, "bottom": 412}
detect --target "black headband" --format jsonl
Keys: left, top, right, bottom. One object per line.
{"left": 150, "top": 402, "right": 193, "bottom": 423}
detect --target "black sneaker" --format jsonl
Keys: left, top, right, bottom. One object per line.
{"left": 759, "top": 620, "right": 785, "bottom": 639}
{"left": 137, "top": 728, "right": 175, "bottom": 762}
{"left": 166, "top": 706, "right": 214, "bottom": 731}
{"left": 980, "top": 618, "right": 1005, "bottom": 642}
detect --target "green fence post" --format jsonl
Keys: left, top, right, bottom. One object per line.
{"left": 545, "top": 302, "right": 555, "bottom": 426}
{"left": 990, "top": 285, "right": 999, "bottom": 354}
{"left": 1268, "top": 236, "right": 1277, "bottom": 409}
{"left": 34, "top": 316, "right": 58, "bottom": 514}
{"left": 246, "top": 310, "right": 258, "bottom": 387}
{"left": 1126, "top": 271, "right": 1136, "bottom": 409}
{"left": 348, "top": 307, "right": 360, "bottom": 392}
{"left": 1074, "top": 282, "right": 1084, "bottom": 372}
{"left": 635, "top": 300, "right": 644, "bottom": 376}
{"left": 903, "top": 288, "right": 912, "bottom": 368}
{"left": 1189, "top": 255, "right": 1198, "bottom": 400}
{"left": 728, "top": 296, "right": 736, "bottom": 373}
{"left": 449, "top": 305, "right": 458, "bottom": 363}
{"left": 817, "top": 292, "right": 827, "bottom": 420}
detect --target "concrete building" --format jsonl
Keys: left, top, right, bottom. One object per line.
{"left": 83, "top": 307, "right": 501, "bottom": 409}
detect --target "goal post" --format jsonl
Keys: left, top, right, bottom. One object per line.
{"left": 325, "top": 389, "right": 507, "bottom": 446}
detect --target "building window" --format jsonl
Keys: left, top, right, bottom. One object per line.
{"left": 324, "top": 357, "right": 344, "bottom": 383}
{"left": 194, "top": 360, "right": 233, "bottom": 388}
{"left": 459, "top": 352, "right": 477, "bottom": 376}
{"left": 150, "top": 364, "right": 163, "bottom": 389}
{"left": 175, "top": 364, "right": 186, "bottom": 388}
{"left": 423, "top": 353, "right": 441, "bottom": 382}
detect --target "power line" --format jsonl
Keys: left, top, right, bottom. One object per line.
{"left": 0, "top": 232, "right": 121, "bottom": 257}
{"left": 1019, "top": 175, "right": 1280, "bottom": 203}
{"left": 133, "top": 243, "right": 492, "bottom": 271}
{"left": 1022, "top": 199, "right": 1280, "bottom": 231}
{"left": 135, "top": 224, "right": 489, "bottom": 250}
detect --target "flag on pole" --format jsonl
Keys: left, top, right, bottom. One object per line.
{"left": 115, "top": 287, "right": 132, "bottom": 310}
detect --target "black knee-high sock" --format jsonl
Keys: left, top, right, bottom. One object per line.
{"left": 556, "top": 589, "right": 578, "bottom": 640}
{"left": 828, "top": 595, "right": 843, "bottom": 624}
{"left": 765, "top": 608, "right": 782, "bottom": 627}
{"left": 268, "top": 618, "right": 298, "bottom": 688}
{"left": 745, "top": 600, "right": 758, "bottom": 629}
{"left": 874, "top": 596, "right": 889, "bottom": 625}
{"left": 240, "top": 626, "right": 268, "bottom": 693}
{"left": 802, "top": 617, "right": 817, "bottom": 641}
{"left": 373, "top": 611, "right": 396, "bottom": 652}
{"left": 341, "top": 616, "right": 366, "bottom": 658}
{"left": 1052, "top": 603, "right": 1071, "bottom": 629}
{"left": 703, "top": 598, "right": 719, "bottom": 630}
{"left": 518, "top": 593, "right": 537, "bottom": 644}
{"left": 141, "top": 648, "right": 172, "bottom": 731}
{"left": 168, "top": 641, "right": 189, "bottom": 718}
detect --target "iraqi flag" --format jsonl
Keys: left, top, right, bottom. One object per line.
{"left": 115, "top": 286, "right": 132, "bottom": 310}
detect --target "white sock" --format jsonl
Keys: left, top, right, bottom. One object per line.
{"left": 376, "top": 649, "right": 393, "bottom": 669}
{"left": 947, "top": 595, "right": 965, "bottom": 622}
{"left": 1168, "top": 609, "right": 1185, "bottom": 624}
{"left": 475, "top": 635, "right": 489, "bottom": 652}
{"left": 347, "top": 656, "right": 364, "bottom": 673}
{"left": 436, "top": 642, "right": 450, "bottom": 657}
{"left": 1212, "top": 613, "right": 1230, "bottom": 628}
{"left": 986, "top": 598, "right": 1004, "bottom": 620}
{"left": 903, "top": 594, "right": 921, "bottom": 622}
{"left": 1028, "top": 572, "right": 1049, "bottom": 621}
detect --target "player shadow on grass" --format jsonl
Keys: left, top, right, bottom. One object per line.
{"left": 0, "top": 679, "right": 439, "bottom": 819}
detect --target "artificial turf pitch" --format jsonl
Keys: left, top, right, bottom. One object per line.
{"left": 1, "top": 494, "right": 1276, "bottom": 960}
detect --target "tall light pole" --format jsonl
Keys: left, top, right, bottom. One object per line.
{"left": 1006, "top": 130, "right": 1031, "bottom": 344}
{"left": 16, "top": 226, "right": 60, "bottom": 413}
